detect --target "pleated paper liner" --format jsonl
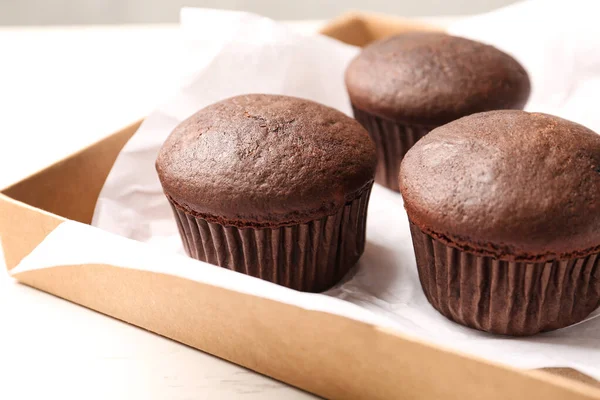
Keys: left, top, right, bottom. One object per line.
{"left": 409, "top": 222, "right": 600, "bottom": 336}
{"left": 352, "top": 106, "right": 433, "bottom": 192}
{"left": 170, "top": 186, "right": 372, "bottom": 293}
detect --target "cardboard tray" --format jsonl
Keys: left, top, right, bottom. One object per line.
{"left": 2, "top": 11, "right": 600, "bottom": 400}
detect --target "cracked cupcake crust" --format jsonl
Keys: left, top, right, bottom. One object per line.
{"left": 164, "top": 183, "right": 373, "bottom": 229}
{"left": 412, "top": 223, "right": 600, "bottom": 262}
{"left": 399, "top": 110, "right": 600, "bottom": 261}
{"left": 156, "top": 94, "right": 377, "bottom": 227}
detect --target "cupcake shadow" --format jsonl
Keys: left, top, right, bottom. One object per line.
{"left": 327, "top": 240, "right": 407, "bottom": 299}
{"left": 525, "top": 308, "right": 600, "bottom": 347}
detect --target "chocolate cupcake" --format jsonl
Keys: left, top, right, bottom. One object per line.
{"left": 345, "top": 32, "right": 531, "bottom": 191}
{"left": 156, "top": 94, "right": 377, "bottom": 292}
{"left": 399, "top": 110, "right": 600, "bottom": 336}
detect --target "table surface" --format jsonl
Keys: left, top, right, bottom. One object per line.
{"left": 0, "top": 17, "right": 452, "bottom": 399}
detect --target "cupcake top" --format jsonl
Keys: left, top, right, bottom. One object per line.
{"left": 345, "top": 32, "right": 531, "bottom": 126}
{"left": 156, "top": 94, "right": 377, "bottom": 228}
{"left": 399, "top": 110, "right": 600, "bottom": 261}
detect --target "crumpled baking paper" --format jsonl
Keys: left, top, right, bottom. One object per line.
{"left": 27, "top": 0, "right": 600, "bottom": 379}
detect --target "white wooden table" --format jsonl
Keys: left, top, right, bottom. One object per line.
{"left": 0, "top": 17, "right": 452, "bottom": 399}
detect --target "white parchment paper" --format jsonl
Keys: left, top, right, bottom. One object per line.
{"left": 17, "top": 0, "right": 600, "bottom": 379}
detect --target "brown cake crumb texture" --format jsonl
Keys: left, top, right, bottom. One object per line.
{"left": 156, "top": 94, "right": 377, "bottom": 228}
{"left": 345, "top": 32, "right": 531, "bottom": 126}
{"left": 400, "top": 110, "right": 600, "bottom": 261}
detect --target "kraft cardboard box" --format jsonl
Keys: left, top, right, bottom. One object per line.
{"left": 1, "top": 12, "right": 600, "bottom": 400}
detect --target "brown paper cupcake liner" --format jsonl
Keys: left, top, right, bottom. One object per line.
{"left": 409, "top": 222, "right": 600, "bottom": 336}
{"left": 169, "top": 187, "right": 372, "bottom": 292}
{"left": 352, "top": 105, "right": 433, "bottom": 192}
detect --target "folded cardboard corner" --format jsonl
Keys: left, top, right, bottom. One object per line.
{"left": 1, "top": 11, "right": 599, "bottom": 400}
{"left": 320, "top": 11, "right": 442, "bottom": 47}
{"left": 0, "top": 119, "right": 141, "bottom": 270}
